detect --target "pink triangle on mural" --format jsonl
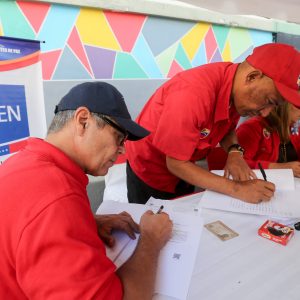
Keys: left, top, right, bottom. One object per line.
{"left": 104, "top": 11, "right": 146, "bottom": 52}
{"left": 67, "top": 27, "right": 93, "bottom": 76}
{"left": 17, "top": 1, "right": 50, "bottom": 34}
{"left": 167, "top": 60, "right": 183, "bottom": 78}
{"left": 40, "top": 50, "right": 61, "bottom": 80}
{"left": 205, "top": 27, "right": 217, "bottom": 62}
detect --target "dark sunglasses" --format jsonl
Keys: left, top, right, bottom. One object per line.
{"left": 100, "top": 115, "right": 128, "bottom": 146}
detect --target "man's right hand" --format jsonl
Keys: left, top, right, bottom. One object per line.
{"left": 117, "top": 210, "right": 173, "bottom": 300}
{"left": 139, "top": 210, "right": 173, "bottom": 251}
{"left": 232, "top": 179, "right": 275, "bottom": 204}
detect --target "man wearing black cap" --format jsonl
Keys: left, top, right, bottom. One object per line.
{"left": 126, "top": 43, "right": 300, "bottom": 205}
{"left": 0, "top": 82, "right": 172, "bottom": 300}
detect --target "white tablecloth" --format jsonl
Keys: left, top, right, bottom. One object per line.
{"left": 103, "top": 166, "right": 300, "bottom": 300}
{"left": 155, "top": 179, "right": 300, "bottom": 300}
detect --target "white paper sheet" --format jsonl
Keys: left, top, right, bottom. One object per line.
{"left": 212, "top": 169, "right": 295, "bottom": 190}
{"left": 200, "top": 169, "right": 300, "bottom": 218}
{"left": 98, "top": 200, "right": 203, "bottom": 300}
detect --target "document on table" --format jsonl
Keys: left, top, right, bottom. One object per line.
{"left": 98, "top": 200, "right": 203, "bottom": 300}
{"left": 212, "top": 169, "right": 295, "bottom": 190}
{"left": 200, "top": 169, "right": 300, "bottom": 218}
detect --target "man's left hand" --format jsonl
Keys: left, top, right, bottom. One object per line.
{"left": 224, "top": 152, "right": 256, "bottom": 180}
{"left": 94, "top": 212, "right": 139, "bottom": 247}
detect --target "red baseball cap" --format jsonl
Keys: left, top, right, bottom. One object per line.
{"left": 246, "top": 43, "right": 300, "bottom": 107}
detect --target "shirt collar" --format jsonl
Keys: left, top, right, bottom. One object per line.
{"left": 25, "top": 138, "right": 89, "bottom": 188}
{"left": 214, "top": 63, "right": 239, "bottom": 123}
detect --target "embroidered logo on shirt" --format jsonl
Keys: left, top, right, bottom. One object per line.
{"left": 263, "top": 128, "right": 270, "bottom": 139}
{"left": 200, "top": 128, "right": 210, "bottom": 139}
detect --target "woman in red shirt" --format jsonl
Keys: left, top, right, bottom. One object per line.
{"left": 237, "top": 103, "right": 300, "bottom": 177}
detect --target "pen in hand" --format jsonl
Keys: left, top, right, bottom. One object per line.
{"left": 156, "top": 205, "right": 164, "bottom": 214}
{"left": 258, "top": 162, "right": 267, "bottom": 181}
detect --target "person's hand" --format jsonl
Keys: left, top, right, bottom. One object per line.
{"left": 269, "top": 161, "right": 300, "bottom": 177}
{"left": 232, "top": 179, "right": 275, "bottom": 204}
{"left": 94, "top": 212, "right": 139, "bottom": 247}
{"left": 285, "top": 161, "right": 300, "bottom": 177}
{"left": 224, "top": 152, "right": 257, "bottom": 181}
{"left": 139, "top": 210, "right": 173, "bottom": 251}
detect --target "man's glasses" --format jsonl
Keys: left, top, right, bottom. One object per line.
{"left": 100, "top": 115, "right": 128, "bottom": 147}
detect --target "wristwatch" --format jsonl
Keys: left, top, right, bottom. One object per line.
{"left": 228, "top": 143, "right": 245, "bottom": 155}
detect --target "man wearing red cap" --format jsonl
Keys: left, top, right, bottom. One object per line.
{"left": 126, "top": 43, "right": 300, "bottom": 205}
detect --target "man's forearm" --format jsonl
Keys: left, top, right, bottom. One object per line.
{"left": 116, "top": 236, "right": 160, "bottom": 300}
{"left": 220, "top": 130, "right": 239, "bottom": 152}
{"left": 166, "top": 156, "right": 275, "bottom": 204}
{"left": 166, "top": 157, "right": 236, "bottom": 195}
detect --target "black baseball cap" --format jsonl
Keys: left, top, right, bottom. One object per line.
{"left": 54, "top": 82, "right": 150, "bottom": 141}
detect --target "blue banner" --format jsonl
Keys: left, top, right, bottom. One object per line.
{"left": 0, "top": 37, "right": 40, "bottom": 61}
{"left": 0, "top": 84, "right": 29, "bottom": 144}
{"left": 0, "top": 36, "right": 45, "bottom": 161}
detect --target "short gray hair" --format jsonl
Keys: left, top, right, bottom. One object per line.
{"left": 47, "top": 110, "right": 106, "bottom": 134}
{"left": 92, "top": 113, "right": 107, "bottom": 128}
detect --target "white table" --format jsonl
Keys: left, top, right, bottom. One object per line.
{"left": 155, "top": 179, "right": 300, "bottom": 300}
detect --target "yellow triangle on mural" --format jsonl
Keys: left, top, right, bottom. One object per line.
{"left": 76, "top": 8, "right": 121, "bottom": 51}
{"left": 0, "top": 20, "right": 3, "bottom": 36}
{"left": 181, "top": 22, "right": 210, "bottom": 61}
{"left": 222, "top": 40, "right": 231, "bottom": 62}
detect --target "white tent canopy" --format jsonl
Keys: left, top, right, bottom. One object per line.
{"left": 178, "top": 0, "right": 299, "bottom": 25}
{"left": 45, "top": 0, "right": 300, "bottom": 33}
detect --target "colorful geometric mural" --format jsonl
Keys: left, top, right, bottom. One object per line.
{"left": 0, "top": 1, "right": 273, "bottom": 80}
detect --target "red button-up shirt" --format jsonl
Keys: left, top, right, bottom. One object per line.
{"left": 126, "top": 62, "right": 240, "bottom": 192}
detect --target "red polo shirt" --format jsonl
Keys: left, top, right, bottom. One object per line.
{"left": 126, "top": 62, "right": 240, "bottom": 192}
{"left": 0, "top": 138, "right": 122, "bottom": 300}
{"left": 237, "top": 117, "right": 300, "bottom": 168}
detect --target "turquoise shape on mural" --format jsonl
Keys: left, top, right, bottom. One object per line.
{"left": 233, "top": 45, "right": 254, "bottom": 63}
{"left": 132, "top": 34, "right": 163, "bottom": 78}
{"left": 192, "top": 41, "right": 207, "bottom": 67}
{"left": 155, "top": 42, "right": 178, "bottom": 77}
{"left": 212, "top": 24, "right": 230, "bottom": 52}
{"left": 143, "top": 16, "right": 195, "bottom": 56}
{"left": 0, "top": 1, "right": 35, "bottom": 39}
{"left": 52, "top": 46, "right": 91, "bottom": 79}
{"left": 37, "top": 4, "right": 79, "bottom": 52}
{"left": 114, "top": 53, "right": 148, "bottom": 78}
{"left": 175, "top": 43, "right": 192, "bottom": 70}
{"left": 228, "top": 28, "right": 253, "bottom": 61}
{"left": 249, "top": 30, "right": 273, "bottom": 47}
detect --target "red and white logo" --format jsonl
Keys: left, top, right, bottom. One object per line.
{"left": 263, "top": 128, "right": 270, "bottom": 139}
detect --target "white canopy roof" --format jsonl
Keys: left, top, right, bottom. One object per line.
{"left": 174, "top": 0, "right": 299, "bottom": 25}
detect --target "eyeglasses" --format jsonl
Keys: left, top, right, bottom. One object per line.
{"left": 100, "top": 115, "right": 128, "bottom": 147}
